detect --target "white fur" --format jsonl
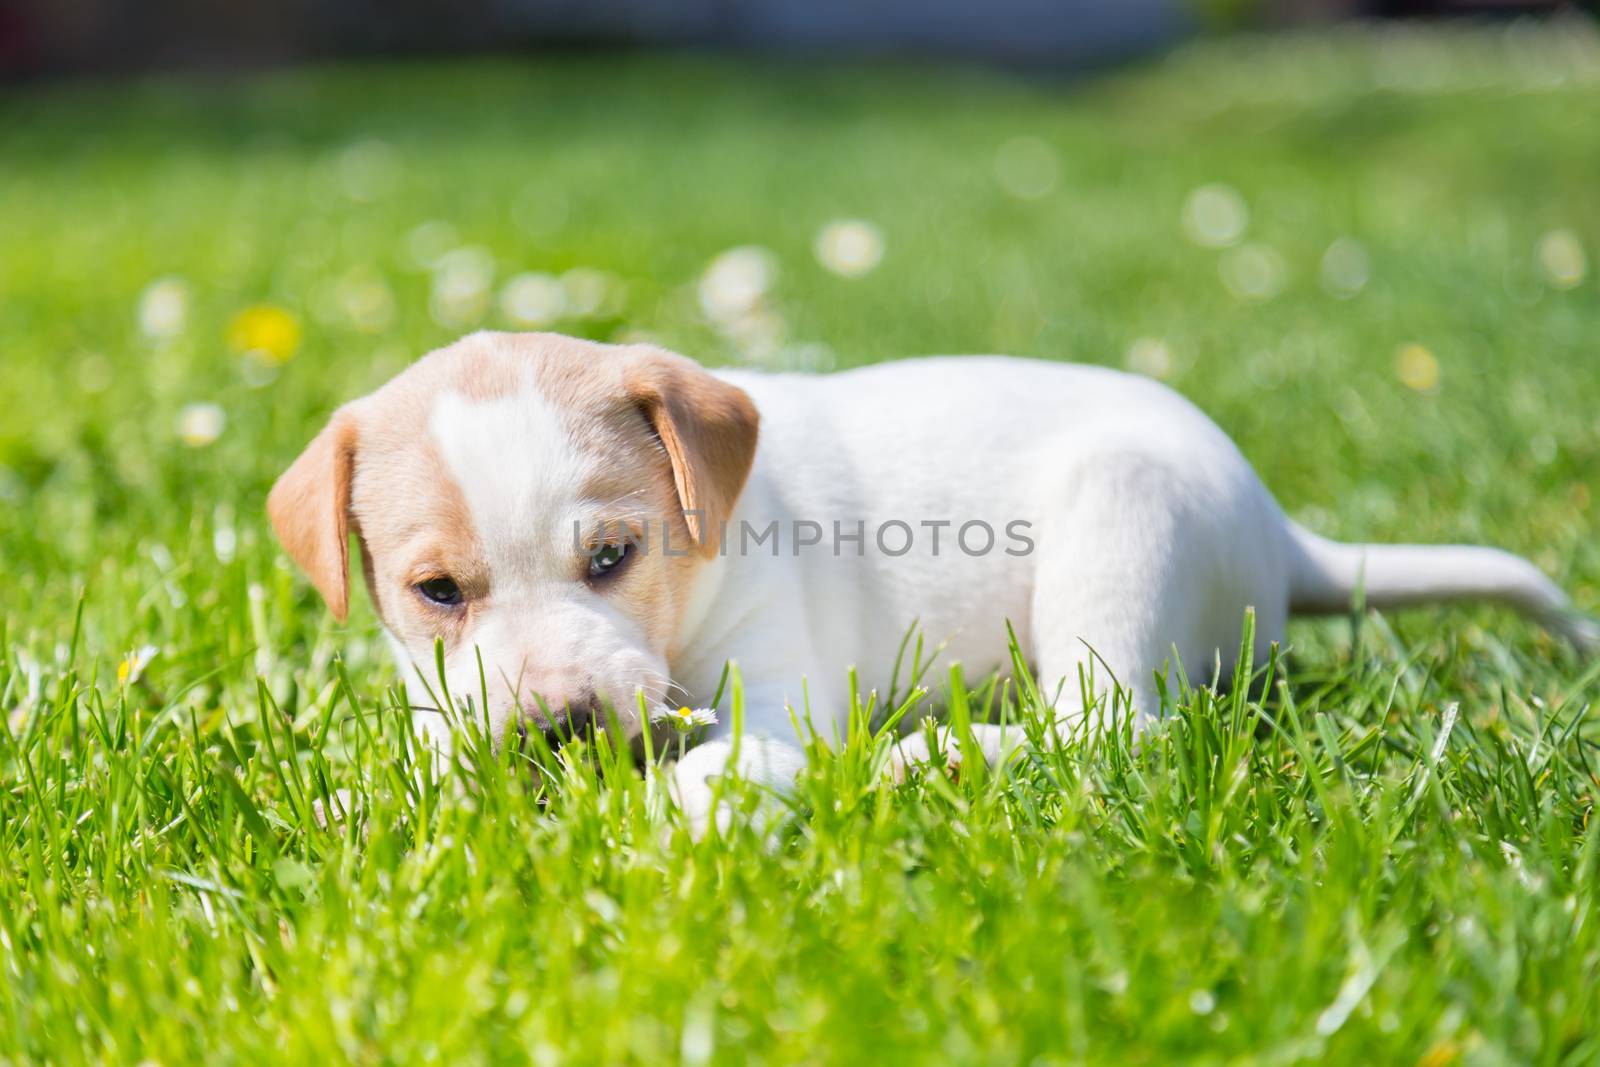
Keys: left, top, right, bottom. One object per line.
{"left": 387, "top": 352, "right": 1589, "bottom": 819}
{"left": 424, "top": 385, "right": 669, "bottom": 747}
{"left": 671, "top": 357, "right": 1288, "bottom": 735}
{"left": 666, "top": 357, "right": 1588, "bottom": 810}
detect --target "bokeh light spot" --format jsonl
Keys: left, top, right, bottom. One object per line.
{"left": 339, "top": 273, "right": 395, "bottom": 333}
{"left": 139, "top": 278, "right": 190, "bottom": 341}
{"left": 500, "top": 272, "right": 567, "bottom": 328}
{"left": 562, "top": 268, "right": 617, "bottom": 318}
{"left": 1220, "top": 244, "right": 1286, "bottom": 301}
{"left": 1182, "top": 184, "right": 1248, "bottom": 248}
{"left": 1536, "top": 229, "right": 1587, "bottom": 289}
{"left": 993, "top": 137, "right": 1060, "bottom": 201}
{"left": 1320, "top": 238, "right": 1370, "bottom": 299}
{"left": 77, "top": 354, "right": 113, "bottom": 393}
{"left": 814, "top": 220, "right": 885, "bottom": 278}
{"left": 1125, "top": 337, "right": 1174, "bottom": 379}
{"left": 239, "top": 353, "right": 279, "bottom": 389}
{"left": 403, "top": 221, "right": 460, "bottom": 271}
{"left": 176, "top": 403, "right": 226, "bottom": 448}
{"left": 430, "top": 246, "right": 495, "bottom": 328}
{"left": 337, "top": 139, "right": 400, "bottom": 203}
{"left": 700, "top": 246, "right": 778, "bottom": 322}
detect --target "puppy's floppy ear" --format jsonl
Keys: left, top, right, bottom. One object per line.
{"left": 623, "top": 348, "right": 759, "bottom": 558}
{"left": 267, "top": 409, "right": 359, "bottom": 621}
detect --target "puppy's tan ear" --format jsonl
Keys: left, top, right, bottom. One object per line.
{"left": 624, "top": 348, "right": 759, "bottom": 558}
{"left": 268, "top": 410, "right": 359, "bottom": 621}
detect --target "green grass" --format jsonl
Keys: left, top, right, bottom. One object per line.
{"left": 4, "top": 24, "right": 1600, "bottom": 1065}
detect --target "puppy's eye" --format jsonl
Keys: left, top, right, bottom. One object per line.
{"left": 416, "top": 576, "right": 464, "bottom": 606}
{"left": 588, "top": 542, "right": 629, "bottom": 579}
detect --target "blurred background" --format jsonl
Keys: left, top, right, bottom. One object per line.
{"left": 0, "top": 0, "right": 1581, "bottom": 77}
{"left": 1, "top": 0, "right": 1596, "bottom": 664}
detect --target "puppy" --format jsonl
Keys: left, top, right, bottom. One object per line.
{"left": 269, "top": 332, "right": 1596, "bottom": 822}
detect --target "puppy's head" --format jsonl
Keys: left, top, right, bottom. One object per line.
{"left": 268, "top": 332, "right": 759, "bottom": 750}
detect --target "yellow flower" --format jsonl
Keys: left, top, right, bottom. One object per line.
{"left": 1395, "top": 343, "right": 1440, "bottom": 393}
{"left": 1416, "top": 1039, "right": 1459, "bottom": 1067}
{"left": 227, "top": 305, "right": 301, "bottom": 366}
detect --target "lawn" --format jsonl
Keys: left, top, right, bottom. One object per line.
{"left": 3, "top": 24, "right": 1600, "bottom": 1065}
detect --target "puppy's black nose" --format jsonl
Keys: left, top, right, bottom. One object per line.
{"left": 531, "top": 694, "right": 599, "bottom": 750}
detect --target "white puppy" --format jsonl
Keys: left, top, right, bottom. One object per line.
{"left": 270, "top": 332, "right": 1595, "bottom": 822}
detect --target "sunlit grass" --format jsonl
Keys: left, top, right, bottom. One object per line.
{"left": 2, "top": 24, "right": 1599, "bottom": 1064}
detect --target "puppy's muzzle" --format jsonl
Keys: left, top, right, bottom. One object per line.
{"left": 515, "top": 693, "right": 602, "bottom": 753}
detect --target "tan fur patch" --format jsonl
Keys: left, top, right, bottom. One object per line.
{"left": 267, "top": 409, "right": 359, "bottom": 620}
{"left": 620, "top": 346, "right": 760, "bottom": 557}
{"left": 515, "top": 335, "right": 760, "bottom": 654}
{"left": 270, "top": 331, "right": 760, "bottom": 672}
{"left": 343, "top": 354, "right": 483, "bottom": 651}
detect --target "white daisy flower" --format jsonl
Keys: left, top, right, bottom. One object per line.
{"left": 177, "top": 403, "right": 226, "bottom": 448}
{"left": 117, "top": 645, "right": 158, "bottom": 686}
{"left": 814, "top": 219, "right": 884, "bottom": 278}
{"left": 139, "top": 277, "right": 189, "bottom": 340}
{"left": 650, "top": 705, "right": 718, "bottom": 733}
{"left": 699, "top": 246, "right": 777, "bottom": 323}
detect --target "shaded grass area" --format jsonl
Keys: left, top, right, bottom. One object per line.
{"left": 2, "top": 25, "right": 1600, "bottom": 1064}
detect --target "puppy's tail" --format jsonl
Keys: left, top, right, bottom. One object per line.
{"left": 1286, "top": 523, "right": 1598, "bottom": 652}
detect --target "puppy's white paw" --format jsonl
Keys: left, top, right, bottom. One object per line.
{"left": 668, "top": 744, "right": 730, "bottom": 840}
{"left": 666, "top": 737, "right": 806, "bottom": 840}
